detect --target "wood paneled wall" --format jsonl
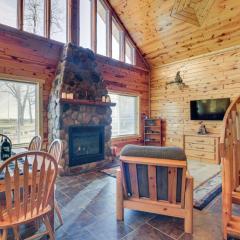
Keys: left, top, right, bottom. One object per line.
{"left": 0, "top": 24, "right": 149, "bottom": 148}
{"left": 150, "top": 45, "right": 240, "bottom": 147}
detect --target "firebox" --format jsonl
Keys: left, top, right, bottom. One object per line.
{"left": 68, "top": 125, "right": 105, "bottom": 167}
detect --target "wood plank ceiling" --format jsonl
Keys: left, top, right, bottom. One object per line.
{"left": 108, "top": 0, "right": 240, "bottom": 67}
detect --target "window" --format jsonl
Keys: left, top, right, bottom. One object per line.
{"left": 0, "top": 0, "right": 137, "bottom": 65}
{"left": 97, "top": 0, "right": 107, "bottom": 56}
{"left": 125, "top": 39, "right": 134, "bottom": 64}
{"left": 79, "top": 0, "right": 91, "bottom": 49}
{"left": 0, "top": 79, "right": 39, "bottom": 145}
{"left": 109, "top": 93, "right": 139, "bottom": 137}
{"left": 0, "top": 0, "right": 17, "bottom": 28}
{"left": 50, "top": 0, "right": 67, "bottom": 43}
{"left": 24, "top": 0, "right": 44, "bottom": 36}
{"left": 112, "top": 19, "right": 120, "bottom": 60}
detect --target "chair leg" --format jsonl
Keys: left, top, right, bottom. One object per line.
{"left": 55, "top": 200, "right": 64, "bottom": 226}
{"left": 116, "top": 170, "right": 124, "bottom": 221}
{"left": 2, "top": 229, "right": 7, "bottom": 240}
{"left": 184, "top": 176, "right": 193, "bottom": 234}
{"left": 13, "top": 226, "right": 21, "bottom": 240}
{"left": 43, "top": 215, "right": 55, "bottom": 240}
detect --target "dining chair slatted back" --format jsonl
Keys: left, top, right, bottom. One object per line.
{"left": 0, "top": 134, "right": 12, "bottom": 146}
{"left": 28, "top": 136, "right": 42, "bottom": 151}
{"left": 48, "top": 139, "right": 63, "bottom": 164}
{"left": 0, "top": 151, "right": 58, "bottom": 225}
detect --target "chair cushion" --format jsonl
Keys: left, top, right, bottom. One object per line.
{"left": 120, "top": 144, "right": 187, "bottom": 161}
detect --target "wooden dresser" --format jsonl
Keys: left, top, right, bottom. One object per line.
{"left": 183, "top": 134, "right": 220, "bottom": 164}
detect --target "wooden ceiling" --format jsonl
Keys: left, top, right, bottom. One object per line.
{"left": 108, "top": 0, "right": 240, "bottom": 67}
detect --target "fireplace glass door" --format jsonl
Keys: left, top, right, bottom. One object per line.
{"left": 69, "top": 126, "right": 105, "bottom": 166}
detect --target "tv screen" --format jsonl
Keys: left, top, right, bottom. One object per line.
{"left": 190, "top": 98, "right": 230, "bottom": 121}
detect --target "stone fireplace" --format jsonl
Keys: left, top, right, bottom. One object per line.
{"left": 48, "top": 43, "right": 113, "bottom": 174}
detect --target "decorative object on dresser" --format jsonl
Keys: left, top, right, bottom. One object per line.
{"left": 183, "top": 134, "right": 220, "bottom": 164}
{"left": 197, "top": 121, "right": 208, "bottom": 135}
{"left": 144, "top": 118, "right": 162, "bottom": 145}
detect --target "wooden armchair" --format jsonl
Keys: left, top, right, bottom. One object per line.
{"left": 116, "top": 145, "right": 193, "bottom": 234}
{"left": 220, "top": 96, "right": 240, "bottom": 239}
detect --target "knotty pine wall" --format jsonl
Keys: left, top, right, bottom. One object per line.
{"left": 0, "top": 25, "right": 149, "bottom": 149}
{"left": 150, "top": 45, "right": 240, "bottom": 148}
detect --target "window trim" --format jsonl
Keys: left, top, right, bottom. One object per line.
{"left": 0, "top": 74, "right": 43, "bottom": 147}
{"left": 109, "top": 91, "right": 140, "bottom": 139}
{"left": 111, "top": 17, "right": 121, "bottom": 61}
{"left": 4, "top": 0, "right": 138, "bottom": 65}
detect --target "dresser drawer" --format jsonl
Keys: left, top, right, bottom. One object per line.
{"left": 185, "top": 136, "right": 215, "bottom": 145}
{"left": 185, "top": 149, "right": 215, "bottom": 160}
{"left": 185, "top": 142, "right": 215, "bottom": 152}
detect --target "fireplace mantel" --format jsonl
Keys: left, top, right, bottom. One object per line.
{"left": 60, "top": 98, "right": 116, "bottom": 107}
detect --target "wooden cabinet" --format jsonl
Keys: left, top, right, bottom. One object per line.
{"left": 183, "top": 134, "right": 220, "bottom": 164}
{"left": 144, "top": 118, "right": 162, "bottom": 146}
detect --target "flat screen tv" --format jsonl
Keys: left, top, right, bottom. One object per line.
{"left": 190, "top": 98, "right": 230, "bottom": 121}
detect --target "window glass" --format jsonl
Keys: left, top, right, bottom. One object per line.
{"left": 109, "top": 93, "right": 139, "bottom": 137}
{"left": 79, "top": 0, "right": 91, "bottom": 49}
{"left": 112, "top": 19, "right": 120, "bottom": 60}
{"left": 125, "top": 39, "right": 133, "bottom": 64}
{"left": 50, "top": 0, "right": 67, "bottom": 43}
{"left": 0, "top": 80, "right": 38, "bottom": 145}
{"left": 97, "top": 0, "right": 107, "bottom": 56}
{"left": 0, "top": 0, "right": 17, "bottom": 28}
{"left": 24, "top": 0, "right": 44, "bottom": 36}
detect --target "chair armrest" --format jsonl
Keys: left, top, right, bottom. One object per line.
{"left": 186, "top": 170, "right": 193, "bottom": 180}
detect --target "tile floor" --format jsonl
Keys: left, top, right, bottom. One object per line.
{"left": 7, "top": 170, "right": 240, "bottom": 240}
{"left": 54, "top": 171, "right": 237, "bottom": 240}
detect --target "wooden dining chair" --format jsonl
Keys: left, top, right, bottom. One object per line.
{"left": 0, "top": 134, "right": 12, "bottom": 146}
{"left": 0, "top": 151, "right": 58, "bottom": 240}
{"left": 28, "top": 136, "right": 42, "bottom": 151}
{"left": 48, "top": 139, "right": 64, "bottom": 227}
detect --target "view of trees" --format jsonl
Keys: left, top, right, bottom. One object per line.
{"left": 0, "top": 81, "right": 35, "bottom": 126}
{"left": 24, "top": 0, "right": 66, "bottom": 41}
{"left": 0, "top": 80, "right": 37, "bottom": 144}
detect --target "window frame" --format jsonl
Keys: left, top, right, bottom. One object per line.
{"left": 109, "top": 91, "right": 140, "bottom": 139}
{"left": 125, "top": 37, "right": 135, "bottom": 65}
{"left": 2, "top": 0, "right": 137, "bottom": 65}
{"left": 111, "top": 17, "right": 121, "bottom": 61}
{"left": 96, "top": 0, "right": 108, "bottom": 56}
{"left": 0, "top": 74, "right": 42, "bottom": 147}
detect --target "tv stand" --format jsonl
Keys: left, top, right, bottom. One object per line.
{"left": 183, "top": 133, "right": 220, "bottom": 164}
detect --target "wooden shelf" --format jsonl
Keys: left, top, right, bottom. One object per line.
{"left": 144, "top": 133, "right": 161, "bottom": 135}
{"left": 144, "top": 126, "right": 161, "bottom": 128}
{"left": 60, "top": 98, "right": 116, "bottom": 107}
{"left": 144, "top": 118, "right": 162, "bottom": 146}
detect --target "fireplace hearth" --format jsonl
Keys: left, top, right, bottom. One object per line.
{"left": 69, "top": 126, "right": 105, "bottom": 167}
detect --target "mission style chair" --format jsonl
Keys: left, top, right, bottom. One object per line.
{"left": 220, "top": 96, "right": 240, "bottom": 239}
{"left": 116, "top": 145, "right": 193, "bottom": 234}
